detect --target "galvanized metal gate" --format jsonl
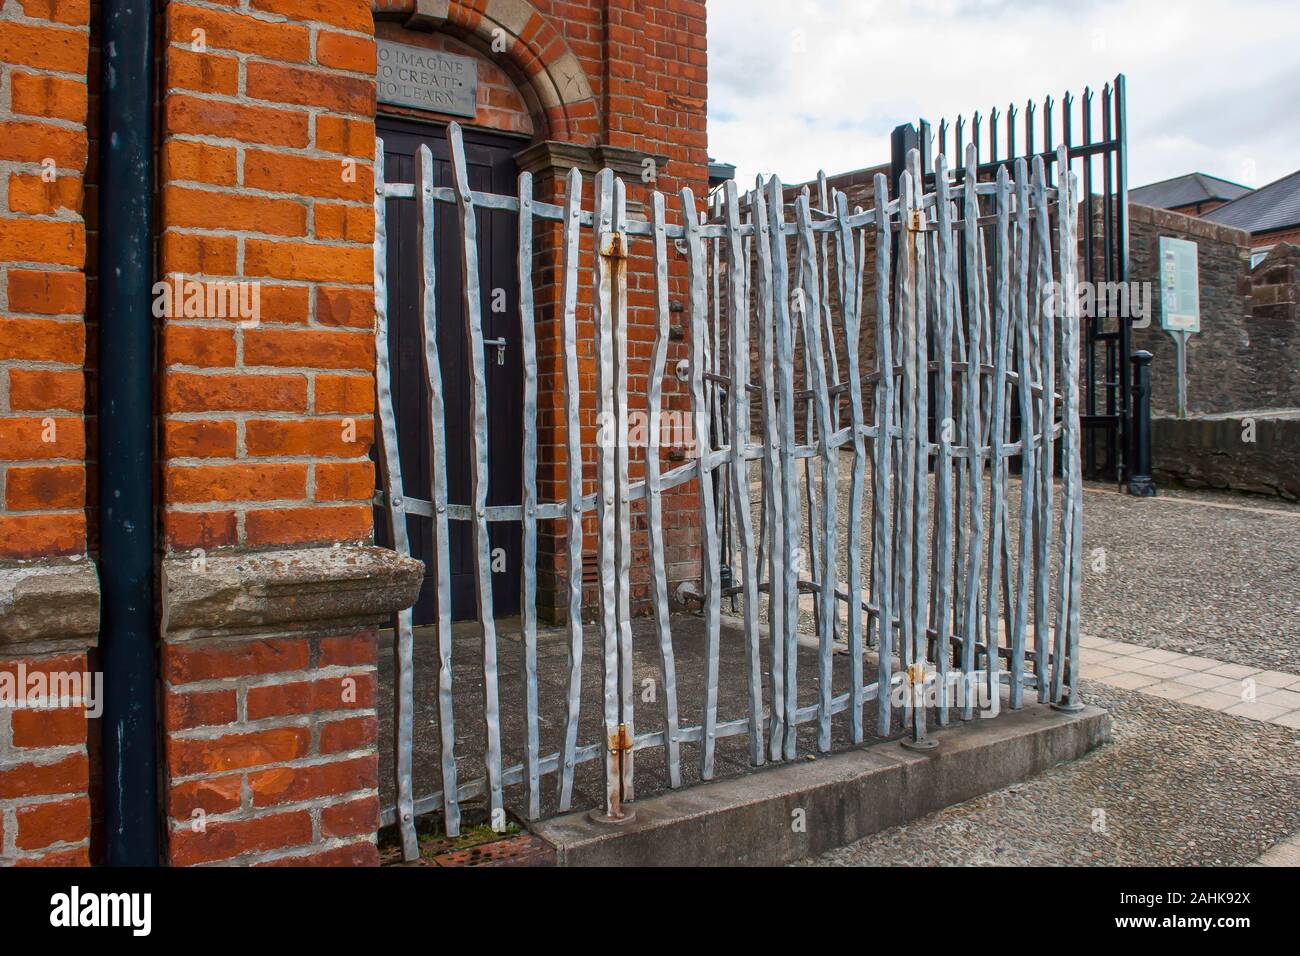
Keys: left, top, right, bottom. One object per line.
{"left": 373, "top": 123, "right": 1084, "bottom": 860}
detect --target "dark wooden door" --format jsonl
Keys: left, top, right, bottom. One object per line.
{"left": 375, "top": 118, "right": 524, "bottom": 623}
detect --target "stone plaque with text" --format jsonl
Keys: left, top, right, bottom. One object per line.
{"left": 376, "top": 40, "right": 477, "bottom": 119}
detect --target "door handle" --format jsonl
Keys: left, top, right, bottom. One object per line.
{"left": 483, "top": 337, "right": 508, "bottom": 365}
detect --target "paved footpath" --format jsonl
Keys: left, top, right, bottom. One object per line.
{"left": 801, "top": 484, "right": 1300, "bottom": 866}
{"left": 1082, "top": 637, "right": 1300, "bottom": 729}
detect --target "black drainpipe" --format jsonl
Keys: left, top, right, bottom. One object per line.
{"left": 98, "top": 0, "right": 158, "bottom": 865}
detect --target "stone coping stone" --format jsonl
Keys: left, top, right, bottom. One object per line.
{"left": 0, "top": 556, "right": 100, "bottom": 655}
{"left": 162, "top": 544, "right": 424, "bottom": 642}
{"left": 531, "top": 703, "right": 1110, "bottom": 866}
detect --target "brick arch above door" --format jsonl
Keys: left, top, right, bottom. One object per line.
{"left": 372, "top": 0, "right": 600, "bottom": 143}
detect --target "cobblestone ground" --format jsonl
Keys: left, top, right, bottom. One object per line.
{"left": 746, "top": 458, "right": 1299, "bottom": 673}
{"left": 799, "top": 680, "right": 1300, "bottom": 866}
{"left": 788, "top": 473, "right": 1300, "bottom": 866}
{"left": 1078, "top": 485, "right": 1299, "bottom": 673}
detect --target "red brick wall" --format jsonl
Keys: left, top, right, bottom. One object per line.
{"left": 528, "top": 0, "right": 710, "bottom": 613}
{"left": 161, "top": 630, "right": 380, "bottom": 866}
{"left": 1254, "top": 226, "right": 1300, "bottom": 249}
{"left": 2, "top": 0, "right": 712, "bottom": 868}
{"left": 0, "top": 0, "right": 92, "bottom": 559}
{"left": 158, "top": 0, "right": 380, "bottom": 553}
{"left": 0, "top": 652, "right": 96, "bottom": 865}
{"left": 6, "top": 0, "right": 712, "bottom": 581}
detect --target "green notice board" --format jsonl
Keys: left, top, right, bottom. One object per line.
{"left": 1159, "top": 236, "right": 1200, "bottom": 332}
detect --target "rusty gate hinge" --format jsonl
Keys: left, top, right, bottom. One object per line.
{"left": 906, "top": 662, "right": 927, "bottom": 686}
{"left": 600, "top": 230, "right": 627, "bottom": 260}
{"left": 609, "top": 723, "right": 634, "bottom": 754}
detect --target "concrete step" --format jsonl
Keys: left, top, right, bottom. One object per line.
{"left": 530, "top": 702, "right": 1110, "bottom": 866}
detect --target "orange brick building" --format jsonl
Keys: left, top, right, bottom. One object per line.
{"left": 0, "top": 0, "right": 709, "bottom": 866}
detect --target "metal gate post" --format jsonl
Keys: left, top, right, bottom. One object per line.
{"left": 590, "top": 169, "right": 636, "bottom": 825}
{"left": 899, "top": 154, "right": 938, "bottom": 753}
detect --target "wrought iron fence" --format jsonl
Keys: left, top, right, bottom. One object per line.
{"left": 372, "top": 123, "right": 1084, "bottom": 861}
{"left": 897, "top": 74, "right": 1129, "bottom": 484}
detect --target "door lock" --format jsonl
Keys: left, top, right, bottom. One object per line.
{"left": 483, "top": 337, "right": 508, "bottom": 365}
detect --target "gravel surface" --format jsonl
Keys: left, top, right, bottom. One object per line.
{"left": 1077, "top": 485, "right": 1300, "bottom": 673}
{"left": 796, "top": 679, "right": 1300, "bottom": 866}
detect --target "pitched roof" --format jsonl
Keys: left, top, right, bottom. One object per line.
{"left": 1203, "top": 168, "right": 1300, "bottom": 235}
{"left": 1129, "top": 172, "right": 1253, "bottom": 210}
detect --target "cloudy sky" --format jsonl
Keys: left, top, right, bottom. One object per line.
{"left": 706, "top": 0, "right": 1300, "bottom": 193}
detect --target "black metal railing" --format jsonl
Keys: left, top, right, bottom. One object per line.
{"left": 894, "top": 74, "right": 1131, "bottom": 484}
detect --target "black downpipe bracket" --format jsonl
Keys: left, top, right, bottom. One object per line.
{"left": 98, "top": 0, "right": 159, "bottom": 865}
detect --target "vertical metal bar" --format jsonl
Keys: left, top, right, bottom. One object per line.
{"left": 1011, "top": 158, "right": 1035, "bottom": 710}
{"left": 817, "top": 171, "right": 841, "bottom": 430}
{"left": 1101, "top": 83, "right": 1116, "bottom": 479}
{"left": 646, "top": 190, "right": 683, "bottom": 786}
{"left": 871, "top": 174, "right": 896, "bottom": 737}
{"left": 1082, "top": 87, "right": 1097, "bottom": 478}
{"left": 1053, "top": 153, "right": 1084, "bottom": 706}
{"left": 932, "top": 154, "right": 958, "bottom": 726}
{"left": 1063, "top": 165, "right": 1086, "bottom": 708}
{"left": 951, "top": 198, "right": 969, "bottom": 689}
{"left": 557, "top": 167, "right": 586, "bottom": 810}
{"left": 592, "top": 169, "right": 622, "bottom": 817}
{"left": 1031, "top": 155, "right": 1056, "bottom": 704}
{"left": 834, "top": 190, "right": 867, "bottom": 742}
{"left": 959, "top": 145, "right": 985, "bottom": 720}
{"left": 1051, "top": 161, "right": 1072, "bottom": 701}
{"left": 611, "top": 178, "right": 631, "bottom": 801}
{"left": 797, "top": 189, "right": 822, "bottom": 640}
{"left": 1043, "top": 97, "right": 1054, "bottom": 175}
{"left": 447, "top": 124, "right": 505, "bottom": 829}
{"left": 984, "top": 165, "right": 1013, "bottom": 709}
{"left": 1115, "top": 74, "right": 1131, "bottom": 486}
{"left": 681, "top": 187, "right": 723, "bottom": 777}
{"left": 768, "top": 176, "right": 801, "bottom": 760}
{"left": 753, "top": 181, "right": 787, "bottom": 761}
{"left": 411, "top": 143, "right": 460, "bottom": 837}
{"left": 517, "top": 171, "right": 541, "bottom": 819}
{"left": 613, "top": 177, "right": 635, "bottom": 801}
{"left": 723, "top": 182, "right": 765, "bottom": 764}
{"left": 795, "top": 191, "right": 838, "bottom": 753}
{"left": 374, "top": 139, "right": 418, "bottom": 859}
{"left": 906, "top": 151, "right": 932, "bottom": 742}
{"left": 895, "top": 167, "right": 920, "bottom": 735}
{"left": 709, "top": 226, "right": 729, "bottom": 608}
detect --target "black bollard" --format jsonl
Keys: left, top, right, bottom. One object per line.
{"left": 1127, "top": 350, "right": 1157, "bottom": 497}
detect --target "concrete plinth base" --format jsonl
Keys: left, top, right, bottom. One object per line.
{"left": 530, "top": 703, "right": 1110, "bottom": 866}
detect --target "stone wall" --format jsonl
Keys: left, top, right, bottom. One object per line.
{"left": 1153, "top": 412, "right": 1300, "bottom": 500}
{"left": 1128, "top": 203, "right": 1257, "bottom": 417}
{"left": 1243, "top": 243, "right": 1300, "bottom": 408}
